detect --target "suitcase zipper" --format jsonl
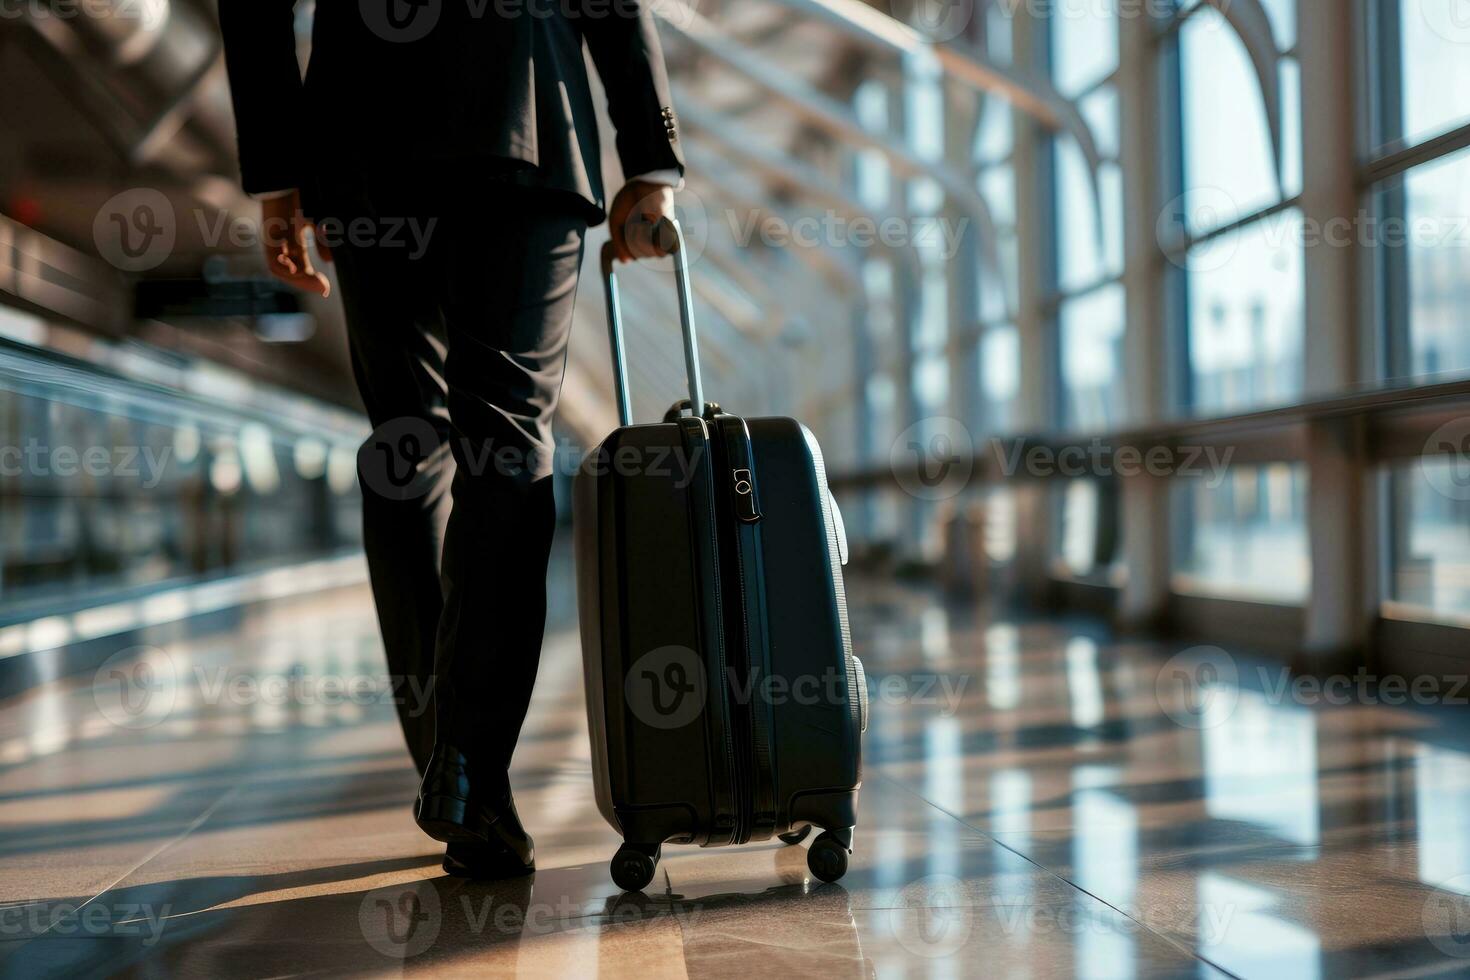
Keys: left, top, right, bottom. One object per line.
{"left": 710, "top": 433, "right": 750, "bottom": 846}
{"left": 713, "top": 415, "right": 776, "bottom": 845}
{"left": 733, "top": 521, "right": 778, "bottom": 839}
{"left": 683, "top": 417, "right": 743, "bottom": 845}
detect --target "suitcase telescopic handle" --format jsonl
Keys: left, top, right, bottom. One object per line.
{"left": 599, "top": 217, "right": 705, "bottom": 428}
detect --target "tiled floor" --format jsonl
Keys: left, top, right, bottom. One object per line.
{"left": 3, "top": 567, "right": 1470, "bottom": 977}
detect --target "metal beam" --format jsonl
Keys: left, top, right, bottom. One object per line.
{"left": 726, "top": 0, "right": 1107, "bottom": 239}
{"left": 659, "top": 6, "right": 1009, "bottom": 314}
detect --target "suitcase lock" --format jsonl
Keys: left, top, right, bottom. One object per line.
{"left": 731, "top": 468, "right": 761, "bottom": 523}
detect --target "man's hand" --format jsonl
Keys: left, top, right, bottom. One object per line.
{"left": 261, "top": 191, "right": 331, "bottom": 297}
{"left": 608, "top": 180, "right": 676, "bottom": 262}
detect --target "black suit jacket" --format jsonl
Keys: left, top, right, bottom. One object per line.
{"left": 217, "top": 0, "right": 684, "bottom": 220}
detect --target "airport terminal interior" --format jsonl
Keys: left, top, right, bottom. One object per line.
{"left": 3, "top": 0, "right": 1470, "bottom": 976}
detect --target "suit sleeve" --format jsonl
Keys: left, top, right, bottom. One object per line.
{"left": 217, "top": 0, "right": 310, "bottom": 194}
{"left": 579, "top": 0, "right": 686, "bottom": 181}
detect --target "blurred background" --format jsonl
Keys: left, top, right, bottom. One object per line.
{"left": 1, "top": 0, "right": 1468, "bottom": 684}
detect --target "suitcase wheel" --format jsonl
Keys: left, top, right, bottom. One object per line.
{"left": 778, "top": 826, "right": 812, "bottom": 846}
{"left": 807, "top": 830, "right": 851, "bottom": 883}
{"left": 611, "top": 842, "right": 661, "bottom": 892}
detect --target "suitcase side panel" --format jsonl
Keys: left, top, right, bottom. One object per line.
{"left": 574, "top": 421, "right": 739, "bottom": 846}
{"left": 573, "top": 461, "right": 619, "bottom": 832}
{"left": 745, "top": 418, "right": 862, "bottom": 831}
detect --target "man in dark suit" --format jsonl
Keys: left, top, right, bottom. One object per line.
{"left": 218, "top": 0, "right": 684, "bottom": 878}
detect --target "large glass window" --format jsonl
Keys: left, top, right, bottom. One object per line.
{"left": 1185, "top": 211, "right": 1305, "bottom": 414}
{"left": 1377, "top": 0, "right": 1470, "bottom": 149}
{"left": 980, "top": 324, "right": 1020, "bottom": 435}
{"left": 1366, "top": 0, "right": 1470, "bottom": 632}
{"left": 0, "top": 334, "right": 363, "bottom": 617}
{"left": 1368, "top": 0, "right": 1470, "bottom": 383}
{"left": 1171, "top": 0, "right": 1304, "bottom": 415}
{"left": 1048, "top": 1, "right": 1124, "bottom": 431}
{"left": 1059, "top": 284, "right": 1126, "bottom": 431}
{"left": 1173, "top": 463, "right": 1310, "bottom": 602}
{"left": 1387, "top": 460, "right": 1470, "bottom": 622}
{"left": 1179, "top": 9, "right": 1302, "bottom": 220}
{"left": 1374, "top": 145, "right": 1470, "bottom": 379}
{"left": 969, "top": 3, "right": 1021, "bottom": 437}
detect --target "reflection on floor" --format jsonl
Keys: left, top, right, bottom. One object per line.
{"left": 3, "top": 566, "right": 1470, "bottom": 978}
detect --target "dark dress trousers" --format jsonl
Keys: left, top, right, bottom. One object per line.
{"left": 217, "top": 0, "right": 684, "bottom": 774}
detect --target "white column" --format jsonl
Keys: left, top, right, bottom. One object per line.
{"left": 1115, "top": 4, "right": 1172, "bottom": 629}
{"left": 1298, "top": 1, "right": 1371, "bottom": 663}
{"left": 1007, "top": 6, "right": 1055, "bottom": 602}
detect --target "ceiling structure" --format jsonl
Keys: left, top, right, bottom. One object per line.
{"left": 0, "top": 0, "right": 1111, "bottom": 443}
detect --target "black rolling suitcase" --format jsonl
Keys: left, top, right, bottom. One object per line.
{"left": 574, "top": 219, "right": 867, "bottom": 891}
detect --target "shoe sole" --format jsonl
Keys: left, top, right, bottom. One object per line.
{"left": 442, "top": 855, "right": 536, "bottom": 880}
{"left": 415, "top": 792, "right": 493, "bottom": 843}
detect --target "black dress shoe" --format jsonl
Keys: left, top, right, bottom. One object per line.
{"left": 415, "top": 744, "right": 535, "bottom": 871}
{"left": 443, "top": 841, "right": 535, "bottom": 879}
